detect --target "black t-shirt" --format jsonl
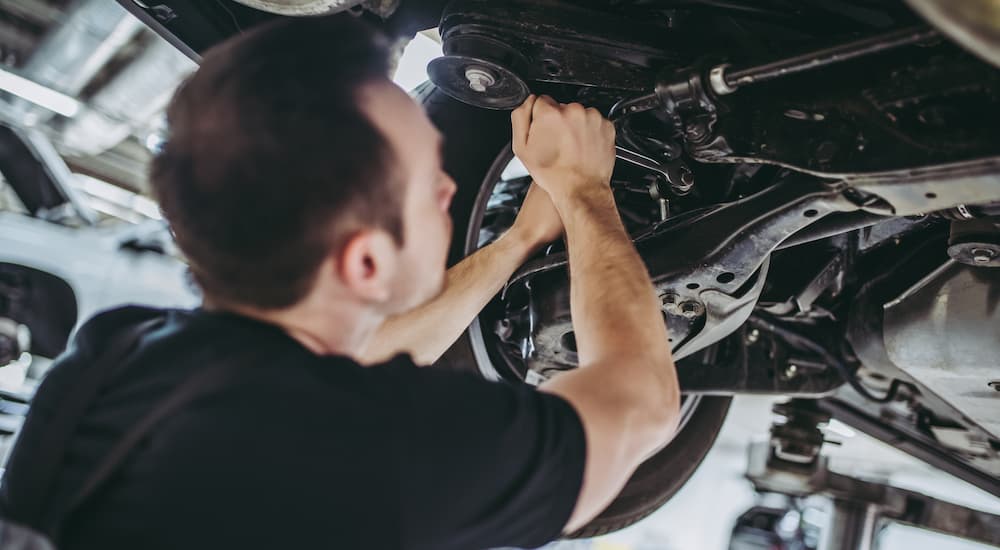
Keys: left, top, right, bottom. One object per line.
{"left": 0, "top": 306, "right": 586, "bottom": 549}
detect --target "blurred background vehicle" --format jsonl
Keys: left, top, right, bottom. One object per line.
{"left": 0, "top": 121, "right": 197, "bottom": 445}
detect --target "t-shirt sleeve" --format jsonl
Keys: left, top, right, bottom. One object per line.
{"left": 373, "top": 356, "right": 587, "bottom": 550}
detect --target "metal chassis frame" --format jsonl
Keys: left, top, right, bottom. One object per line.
{"left": 510, "top": 155, "right": 1000, "bottom": 394}
{"left": 817, "top": 397, "right": 1000, "bottom": 498}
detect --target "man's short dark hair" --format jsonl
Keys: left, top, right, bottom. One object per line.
{"left": 152, "top": 15, "right": 403, "bottom": 310}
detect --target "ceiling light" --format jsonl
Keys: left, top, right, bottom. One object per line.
{"left": 0, "top": 68, "right": 81, "bottom": 118}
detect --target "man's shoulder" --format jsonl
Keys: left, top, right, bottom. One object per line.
{"left": 72, "top": 304, "right": 172, "bottom": 350}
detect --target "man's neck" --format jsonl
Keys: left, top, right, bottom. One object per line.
{"left": 213, "top": 297, "right": 384, "bottom": 360}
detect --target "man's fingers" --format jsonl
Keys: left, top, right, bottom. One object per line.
{"left": 532, "top": 95, "right": 559, "bottom": 118}
{"left": 602, "top": 118, "right": 616, "bottom": 141}
{"left": 511, "top": 94, "right": 537, "bottom": 151}
{"left": 535, "top": 95, "right": 558, "bottom": 107}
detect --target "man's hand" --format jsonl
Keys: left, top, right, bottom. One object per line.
{"left": 511, "top": 95, "right": 616, "bottom": 203}
{"left": 360, "top": 100, "right": 567, "bottom": 365}
{"left": 363, "top": 182, "right": 560, "bottom": 365}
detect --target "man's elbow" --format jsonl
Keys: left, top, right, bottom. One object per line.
{"left": 620, "top": 362, "right": 683, "bottom": 458}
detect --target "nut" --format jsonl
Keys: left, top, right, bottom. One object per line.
{"left": 679, "top": 301, "right": 704, "bottom": 319}
{"left": 971, "top": 248, "right": 996, "bottom": 264}
{"left": 465, "top": 67, "right": 495, "bottom": 93}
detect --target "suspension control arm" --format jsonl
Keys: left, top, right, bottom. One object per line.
{"left": 512, "top": 156, "right": 1000, "bottom": 378}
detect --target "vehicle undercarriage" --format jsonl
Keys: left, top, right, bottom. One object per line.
{"left": 420, "top": 0, "right": 1000, "bottom": 495}
{"left": 121, "top": 0, "right": 1000, "bottom": 536}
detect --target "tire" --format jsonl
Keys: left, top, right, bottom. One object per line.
{"left": 419, "top": 83, "right": 732, "bottom": 538}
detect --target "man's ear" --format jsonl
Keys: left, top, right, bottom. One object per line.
{"left": 335, "top": 229, "right": 400, "bottom": 304}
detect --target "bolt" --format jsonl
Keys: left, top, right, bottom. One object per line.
{"left": 661, "top": 293, "right": 679, "bottom": 306}
{"left": 465, "top": 67, "right": 496, "bottom": 93}
{"left": 746, "top": 328, "right": 760, "bottom": 344}
{"left": 679, "top": 301, "right": 704, "bottom": 319}
{"left": 680, "top": 170, "right": 695, "bottom": 187}
{"left": 784, "top": 109, "right": 808, "bottom": 120}
{"left": 971, "top": 248, "right": 996, "bottom": 264}
{"left": 989, "top": 380, "right": 1000, "bottom": 392}
{"left": 495, "top": 318, "right": 513, "bottom": 341}
{"left": 671, "top": 169, "right": 695, "bottom": 195}
{"left": 685, "top": 125, "right": 707, "bottom": 142}
{"left": 785, "top": 364, "right": 799, "bottom": 379}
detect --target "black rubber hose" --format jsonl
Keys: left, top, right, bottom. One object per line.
{"left": 748, "top": 314, "right": 904, "bottom": 403}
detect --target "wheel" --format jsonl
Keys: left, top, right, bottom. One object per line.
{"left": 418, "top": 82, "right": 732, "bottom": 538}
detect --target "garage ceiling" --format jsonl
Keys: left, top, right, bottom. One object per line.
{"left": 0, "top": 0, "right": 195, "bottom": 193}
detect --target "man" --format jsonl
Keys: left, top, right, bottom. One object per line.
{"left": 1, "top": 15, "right": 680, "bottom": 550}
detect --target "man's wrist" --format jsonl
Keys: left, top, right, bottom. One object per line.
{"left": 550, "top": 182, "right": 616, "bottom": 219}
{"left": 504, "top": 220, "right": 548, "bottom": 257}
{"left": 534, "top": 174, "right": 611, "bottom": 202}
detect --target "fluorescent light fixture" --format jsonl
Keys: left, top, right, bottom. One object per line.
{"left": 0, "top": 68, "right": 81, "bottom": 118}
{"left": 72, "top": 174, "right": 163, "bottom": 222}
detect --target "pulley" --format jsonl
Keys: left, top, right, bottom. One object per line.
{"left": 227, "top": 0, "right": 364, "bottom": 16}
{"left": 948, "top": 219, "right": 1000, "bottom": 267}
{"left": 428, "top": 35, "right": 530, "bottom": 110}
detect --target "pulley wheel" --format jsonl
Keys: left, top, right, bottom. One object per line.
{"left": 427, "top": 55, "right": 530, "bottom": 110}
{"left": 227, "top": 0, "right": 363, "bottom": 16}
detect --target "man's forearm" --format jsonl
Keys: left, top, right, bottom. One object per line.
{"left": 560, "top": 186, "right": 672, "bottom": 363}
{"left": 542, "top": 185, "right": 679, "bottom": 415}
{"left": 360, "top": 228, "right": 541, "bottom": 365}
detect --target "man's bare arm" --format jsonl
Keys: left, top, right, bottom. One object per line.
{"left": 360, "top": 184, "right": 562, "bottom": 366}
{"left": 510, "top": 95, "right": 681, "bottom": 534}
{"left": 541, "top": 183, "right": 680, "bottom": 533}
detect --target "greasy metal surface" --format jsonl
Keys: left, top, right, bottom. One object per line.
{"left": 847, "top": 157, "right": 1000, "bottom": 216}
{"left": 776, "top": 211, "right": 889, "bottom": 250}
{"left": 515, "top": 177, "right": 852, "bottom": 378}
{"left": 883, "top": 261, "right": 1000, "bottom": 439}
{"left": 514, "top": 158, "right": 1000, "bottom": 376}
{"left": 763, "top": 253, "right": 843, "bottom": 314}
{"left": 439, "top": 0, "right": 674, "bottom": 92}
{"left": 724, "top": 25, "right": 937, "bottom": 89}
{"left": 682, "top": 47, "right": 1000, "bottom": 177}
{"left": 510, "top": 177, "right": 852, "bottom": 291}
